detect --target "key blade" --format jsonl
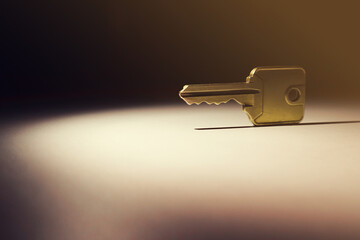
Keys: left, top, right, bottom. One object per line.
{"left": 179, "top": 83, "right": 260, "bottom": 106}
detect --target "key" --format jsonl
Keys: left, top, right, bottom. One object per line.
{"left": 179, "top": 66, "right": 306, "bottom": 126}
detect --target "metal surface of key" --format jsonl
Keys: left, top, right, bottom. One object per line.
{"left": 179, "top": 66, "right": 306, "bottom": 126}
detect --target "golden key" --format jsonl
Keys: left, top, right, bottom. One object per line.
{"left": 179, "top": 66, "right": 306, "bottom": 126}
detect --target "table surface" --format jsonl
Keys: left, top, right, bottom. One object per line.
{"left": 1, "top": 101, "right": 360, "bottom": 240}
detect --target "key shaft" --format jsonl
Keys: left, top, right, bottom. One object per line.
{"left": 179, "top": 82, "right": 261, "bottom": 106}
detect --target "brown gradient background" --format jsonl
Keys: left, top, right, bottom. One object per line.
{"left": 2, "top": 1, "right": 360, "bottom": 240}
{"left": 2, "top": 0, "right": 360, "bottom": 108}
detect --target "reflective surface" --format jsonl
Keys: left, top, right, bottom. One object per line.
{"left": 1, "top": 102, "right": 360, "bottom": 239}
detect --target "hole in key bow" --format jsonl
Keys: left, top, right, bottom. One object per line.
{"left": 287, "top": 88, "right": 301, "bottom": 102}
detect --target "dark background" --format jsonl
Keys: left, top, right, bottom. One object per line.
{"left": 1, "top": 2, "right": 360, "bottom": 239}
{"left": 2, "top": 0, "right": 360, "bottom": 110}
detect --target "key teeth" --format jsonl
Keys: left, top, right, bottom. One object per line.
{"left": 187, "top": 99, "right": 235, "bottom": 106}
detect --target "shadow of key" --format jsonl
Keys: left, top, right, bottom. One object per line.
{"left": 195, "top": 120, "right": 360, "bottom": 130}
